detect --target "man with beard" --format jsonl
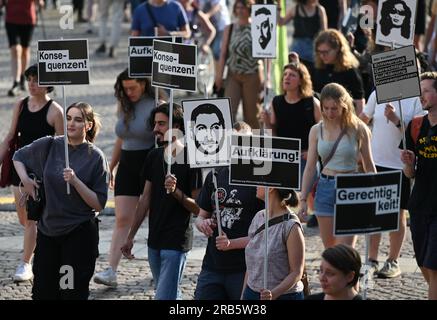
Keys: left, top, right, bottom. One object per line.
{"left": 121, "top": 103, "right": 202, "bottom": 300}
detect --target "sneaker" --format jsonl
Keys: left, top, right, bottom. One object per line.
{"left": 7, "top": 82, "right": 20, "bottom": 97}
{"left": 93, "top": 267, "right": 117, "bottom": 287}
{"left": 95, "top": 43, "right": 106, "bottom": 54}
{"left": 378, "top": 259, "right": 401, "bottom": 278}
{"left": 14, "top": 262, "right": 33, "bottom": 281}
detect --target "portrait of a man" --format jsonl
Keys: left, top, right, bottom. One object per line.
{"left": 191, "top": 103, "right": 225, "bottom": 156}
{"left": 183, "top": 98, "right": 232, "bottom": 168}
{"left": 255, "top": 7, "right": 273, "bottom": 50}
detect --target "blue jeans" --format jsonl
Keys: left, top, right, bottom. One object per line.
{"left": 148, "top": 247, "right": 188, "bottom": 300}
{"left": 242, "top": 286, "right": 304, "bottom": 300}
{"left": 194, "top": 269, "right": 245, "bottom": 300}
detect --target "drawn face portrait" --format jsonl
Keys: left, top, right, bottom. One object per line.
{"left": 191, "top": 104, "right": 225, "bottom": 155}
{"left": 389, "top": 3, "right": 406, "bottom": 27}
{"left": 255, "top": 8, "right": 273, "bottom": 50}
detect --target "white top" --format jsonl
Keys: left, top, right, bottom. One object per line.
{"left": 363, "top": 90, "right": 425, "bottom": 169}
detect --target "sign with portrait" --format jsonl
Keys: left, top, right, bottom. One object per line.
{"left": 182, "top": 98, "right": 233, "bottom": 168}
{"left": 38, "top": 39, "right": 89, "bottom": 85}
{"left": 230, "top": 134, "right": 301, "bottom": 189}
{"left": 334, "top": 171, "right": 402, "bottom": 236}
{"left": 151, "top": 40, "right": 197, "bottom": 92}
{"left": 128, "top": 36, "right": 182, "bottom": 77}
{"left": 375, "top": 0, "right": 417, "bottom": 48}
{"left": 251, "top": 4, "right": 277, "bottom": 58}
{"left": 371, "top": 45, "right": 420, "bottom": 103}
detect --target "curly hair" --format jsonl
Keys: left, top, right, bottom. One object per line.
{"left": 114, "top": 69, "right": 157, "bottom": 128}
{"left": 282, "top": 62, "right": 313, "bottom": 98}
{"left": 314, "top": 29, "right": 359, "bottom": 72}
{"left": 380, "top": 0, "right": 412, "bottom": 39}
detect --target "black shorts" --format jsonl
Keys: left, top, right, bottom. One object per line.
{"left": 409, "top": 213, "right": 437, "bottom": 270}
{"left": 375, "top": 166, "right": 411, "bottom": 210}
{"left": 114, "top": 149, "right": 150, "bottom": 197}
{"left": 5, "top": 23, "right": 35, "bottom": 48}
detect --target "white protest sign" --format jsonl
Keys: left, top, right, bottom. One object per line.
{"left": 182, "top": 98, "right": 233, "bottom": 168}
{"left": 251, "top": 4, "right": 277, "bottom": 58}
{"left": 375, "top": 0, "right": 417, "bottom": 48}
{"left": 371, "top": 45, "right": 420, "bottom": 104}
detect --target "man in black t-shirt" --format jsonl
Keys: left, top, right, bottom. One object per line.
{"left": 194, "top": 123, "right": 264, "bottom": 300}
{"left": 401, "top": 72, "right": 437, "bottom": 300}
{"left": 121, "top": 103, "right": 202, "bottom": 300}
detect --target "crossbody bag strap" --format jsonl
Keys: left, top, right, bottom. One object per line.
{"left": 254, "top": 213, "right": 290, "bottom": 237}
{"left": 321, "top": 125, "right": 347, "bottom": 168}
{"left": 146, "top": 2, "right": 158, "bottom": 28}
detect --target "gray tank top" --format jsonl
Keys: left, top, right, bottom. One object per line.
{"left": 317, "top": 122, "right": 359, "bottom": 172}
{"left": 115, "top": 97, "right": 155, "bottom": 151}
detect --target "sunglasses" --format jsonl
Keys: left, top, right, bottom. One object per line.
{"left": 390, "top": 8, "right": 406, "bottom": 15}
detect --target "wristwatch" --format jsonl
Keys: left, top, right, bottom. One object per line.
{"left": 396, "top": 120, "right": 402, "bottom": 128}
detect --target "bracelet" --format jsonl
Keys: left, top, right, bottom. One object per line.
{"left": 396, "top": 120, "right": 402, "bottom": 128}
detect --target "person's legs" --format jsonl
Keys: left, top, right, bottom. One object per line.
{"left": 147, "top": 246, "right": 161, "bottom": 287}
{"left": 32, "top": 231, "right": 61, "bottom": 300}
{"left": 316, "top": 216, "right": 336, "bottom": 248}
{"left": 241, "top": 72, "right": 261, "bottom": 129}
{"left": 194, "top": 269, "right": 227, "bottom": 300}
{"left": 427, "top": 269, "right": 437, "bottom": 300}
{"left": 225, "top": 72, "right": 242, "bottom": 122}
{"left": 97, "top": 0, "right": 110, "bottom": 51}
{"left": 388, "top": 209, "right": 406, "bottom": 260}
{"left": 108, "top": 196, "right": 138, "bottom": 269}
{"left": 224, "top": 271, "right": 246, "bottom": 300}
{"left": 336, "top": 235, "right": 357, "bottom": 248}
{"left": 154, "top": 249, "right": 187, "bottom": 300}
{"left": 12, "top": 187, "right": 37, "bottom": 281}
{"left": 60, "top": 218, "right": 99, "bottom": 300}
{"left": 109, "top": 0, "right": 124, "bottom": 54}
{"left": 421, "top": 216, "right": 437, "bottom": 299}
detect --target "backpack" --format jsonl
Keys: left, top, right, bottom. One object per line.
{"left": 410, "top": 116, "right": 425, "bottom": 145}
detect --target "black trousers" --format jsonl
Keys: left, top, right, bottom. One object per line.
{"left": 32, "top": 218, "right": 99, "bottom": 300}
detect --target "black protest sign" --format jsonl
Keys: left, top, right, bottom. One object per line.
{"left": 38, "top": 39, "right": 89, "bottom": 85}
{"left": 334, "top": 171, "right": 402, "bottom": 236}
{"left": 371, "top": 45, "right": 420, "bottom": 104}
{"left": 230, "top": 134, "right": 301, "bottom": 189}
{"left": 152, "top": 40, "right": 197, "bottom": 92}
{"left": 129, "top": 36, "right": 182, "bottom": 77}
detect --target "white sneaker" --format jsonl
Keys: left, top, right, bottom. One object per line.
{"left": 93, "top": 267, "right": 118, "bottom": 287}
{"left": 14, "top": 262, "right": 33, "bottom": 282}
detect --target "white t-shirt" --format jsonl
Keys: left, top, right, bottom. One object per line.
{"left": 363, "top": 91, "right": 426, "bottom": 169}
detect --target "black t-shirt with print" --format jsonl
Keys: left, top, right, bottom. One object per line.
{"left": 144, "top": 147, "right": 203, "bottom": 252}
{"left": 197, "top": 167, "right": 264, "bottom": 273}
{"left": 405, "top": 115, "right": 437, "bottom": 215}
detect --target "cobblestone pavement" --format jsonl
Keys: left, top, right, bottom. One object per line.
{"left": 0, "top": 6, "right": 429, "bottom": 300}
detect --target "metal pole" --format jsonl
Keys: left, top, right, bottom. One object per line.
{"left": 62, "top": 85, "right": 71, "bottom": 194}
{"left": 155, "top": 27, "right": 159, "bottom": 106}
{"left": 212, "top": 169, "right": 223, "bottom": 235}
{"left": 363, "top": 234, "right": 370, "bottom": 300}
{"left": 398, "top": 99, "right": 407, "bottom": 150}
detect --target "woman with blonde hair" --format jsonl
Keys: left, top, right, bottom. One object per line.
{"left": 313, "top": 29, "right": 365, "bottom": 114}
{"left": 298, "top": 83, "right": 376, "bottom": 249}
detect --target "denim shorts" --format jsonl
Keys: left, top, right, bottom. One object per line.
{"left": 242, "top": 286, "right": 304, "bottom": 300}
{"left": 314, "top": 174, "right": 336, "bottom": 217}
{"left": 291, "top": 37, "right": 314, "bottom": 63}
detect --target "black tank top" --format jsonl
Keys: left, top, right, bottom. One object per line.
{"left": 293, "top": 5, "right": 321, "bottom": 39}
{"left": 272, "top": 95, "right": 316, "bottom": 151}
{"left": 17, "top": 97, "right": 55, "bottom": 148}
